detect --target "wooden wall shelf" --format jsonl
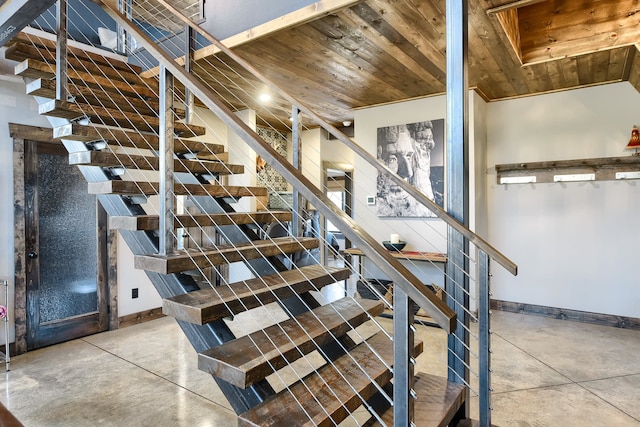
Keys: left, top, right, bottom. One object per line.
{"left": 495, "top": 156, "right": 640, "bottom": 184}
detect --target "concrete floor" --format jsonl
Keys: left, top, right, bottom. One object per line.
{"left": 0, "top": 309, "right": 639, "bottom": 426}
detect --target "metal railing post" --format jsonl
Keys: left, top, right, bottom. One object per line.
{"left": 478, "top": 250, "right": 492, "bottom": 426}
{"left": 116, "top": 0, "right": 132, "bottom": 54}
{"left": 159, "top": 65, "right": 175, "bottom": 255}
{"left": 291, "top": 106, "right": 304, "bottom": 238}
{"left": 394, "top": 286, "right": 415, "bottom": 426}
{"left": 445, "top": 0, "right": 470, "bottom": 402}
{"left": 184, "top": 24, "right": 195, "bottom": 124}
{"left": 55, "top": 0, "right": 68, "bottom": 101}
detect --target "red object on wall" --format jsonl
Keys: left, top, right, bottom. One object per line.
{"left": 627, "top": 126, "right": 640, "bottom": 154}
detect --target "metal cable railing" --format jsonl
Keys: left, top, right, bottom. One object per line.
{"left": 10, "top": 0, "right": 519, "bottom": 424}
{"left": 18, "top": 8, "right": 397, "bottom": 426}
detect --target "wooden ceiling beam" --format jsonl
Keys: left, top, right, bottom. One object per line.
{"left": 625, "top": 45, "right": 640, "bottom": 94}
{"left": 486, "top": 0, "right": 546, "bottom": 15}
{"left": 495, "top": 9, "right": 522, "bottom": 63}
{"left": 142, "top": 0, "right": 364, "bottom": 78}
{"left": 492, "top": 0, "right": 640, "bottom": 65}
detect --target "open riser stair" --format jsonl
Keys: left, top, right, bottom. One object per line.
{"left": 0, "top": 4, "right": 501, "bottom": 423}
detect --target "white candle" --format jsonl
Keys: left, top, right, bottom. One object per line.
{"left": 390, "top": 234, "right": 400, "bottom": 244}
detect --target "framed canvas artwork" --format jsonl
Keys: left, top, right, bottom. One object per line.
{"left": 376, "top": 119, "right": 445, "bottom": 217}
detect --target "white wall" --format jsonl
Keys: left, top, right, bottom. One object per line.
{"left": 301, "top": 128, "right": 323, "bottom": 188}
{"left": 227, "top": 109, "right": 257, "bottom": 282}
{"left": 486, "top": 82, "right": 640, "bottom": 318}
{"left": 352, "top": 93, "right": 486, "bottom": 288}
{"left": 321, "top": 132, "right": 355, "bottom": 166}
{"left": 0, "top": 78, "right": 52, "bottom": 343}
{"left": 353, "top": 95, "right": 454, "bottom": 254}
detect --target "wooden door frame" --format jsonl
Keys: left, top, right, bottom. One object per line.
{"left": 11, "top": 123, "right": 117, "bottom": 354}
{"left": 322, "top": 161, "right": 354, "bottom": 260}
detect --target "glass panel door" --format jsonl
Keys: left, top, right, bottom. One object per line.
{"left": 25, "top": 141, "right": 107, "bottom": 350}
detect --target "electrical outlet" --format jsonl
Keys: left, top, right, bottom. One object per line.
{"left": 132, "top": 288, "right": 139, "bottom": 299}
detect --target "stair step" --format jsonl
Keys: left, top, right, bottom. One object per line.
{"left": 6, "top": 41, "right": 149, "bottom": 87}
{"left": 69, "top": 151, "right": 243, "bottom": 175}
{"left": 164, "top": 265, "right": 351, "bottom": 325}
{"left": 87, "top": 180, "right": 267, "bottom": 198}
{"left": 238, "top": 332, "right": 423, "bottom": 427}
{"left": 369, "top": 373, "right": 467, "bottom": 427}
{"left": 15, "top": 59, "right": 157, "bottom": 100}
{"left": 7, "top": 33, "right": 141, "bottom": 73}
{"left": 39, "top": 99, "right": 205, "bottom": 136}
{"left": 199, "top": 297, "right": 384, "bottom": 388}
{"left": 26, "top": 78, "right": 184, "bottom": 118}
{"left": 110, "top": 211, "right": 293, "bottom": 231}
{"left": 54, "top": 123, "right": 226, "bottom": 158}
{"left": 134, "top": 237, "right": 319, "bottom": 274}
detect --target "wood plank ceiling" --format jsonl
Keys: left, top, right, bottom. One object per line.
{"left": 178, "top": 0, "right": 640, "bottom": 128}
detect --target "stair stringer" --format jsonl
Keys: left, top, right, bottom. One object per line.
{"left": 28, "top": 70, "right": 361, "bottom": 415}
{"left": 70, "top": 158, "right": 279, "bottom": 413}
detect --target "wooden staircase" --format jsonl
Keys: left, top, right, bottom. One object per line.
{"left": 6, "top": 33, "right": 467, "bottom": 426}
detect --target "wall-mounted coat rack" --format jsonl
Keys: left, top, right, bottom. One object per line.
{"left": 495, "top": 156, "right": 640, "bottom": 184}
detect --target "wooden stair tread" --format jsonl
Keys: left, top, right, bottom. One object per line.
{"left": 0, "top": 401, "right": 24, "bottom": 427}
{"left": 15, "top": 59, "right": 157, "bottom": 99}
{"left": 238, "top": 332, "right": 423, "bottom": 427}
{"left": 134, "top": 237, "right": 319, "bottom": 274}
{"left": 69, "top": 151, "right": 243, "bottom": 175}
{"left": 109, "top": 211, "right": 293, "bottom": 231}
{"left": 199, "top": 297, "right": 384, "bottom": 388}
{"left": 8, "top": 33, "right": 141, "bottom": 73}
{"left": 6, "top": 41, "right": 149, "bottom": 87}
{"left": 88, "top": 180, "right": 267, "bottom": 198}
{"left": 26, "top": 78, "right": 183, "bottom": 118}
{"left": 163, "top": 265, "right": 350, "bottom": 325}
{"left": 54, "top": 123, "right": 225, "bottom": 157}
{"left": 370, "top": 373, "right": 467, "bottom": 427}
{"left": 39, "top": 99, "right": 205, "bottom": 136}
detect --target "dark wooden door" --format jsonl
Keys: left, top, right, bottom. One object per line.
{"left": 24, "top": 140, "right": 108, "bottom": 350}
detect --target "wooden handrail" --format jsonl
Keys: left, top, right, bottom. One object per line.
{"left": 98, "top": 0, "right": 458, "bottom": 332}
{"left": 153, "top": 0, "right": 518, "bottom": 277}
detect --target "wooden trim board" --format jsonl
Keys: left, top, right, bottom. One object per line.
{"left": 12, "top": 136, "right": 27, "bottom": 355}
{"left": 491, "top": 299, "right": 640, "bottom": 330}
{"left": 118, "top": 308, "right": 165, "bottom": 329}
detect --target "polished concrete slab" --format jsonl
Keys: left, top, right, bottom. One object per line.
{"left": 0, "top": 310, "right": 638, "bottom": 426}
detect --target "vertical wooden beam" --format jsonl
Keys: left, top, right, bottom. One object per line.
{"left": 12, "top": 137, "right": 27, "bottom": 355}
{"left": 97, "top": 202, "right": 110, "bottom": 332}
{"left": 107, "top": 229, "right": 118, "bottom": 330}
